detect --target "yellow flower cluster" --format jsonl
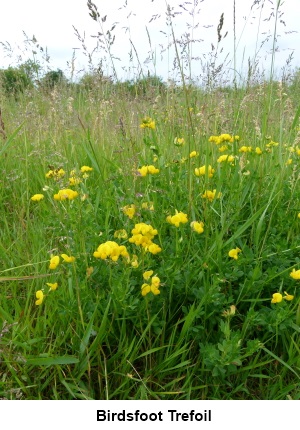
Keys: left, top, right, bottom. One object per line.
{"left": 93, "top": 241, "right": 129, "bottom": 262}
{"left": 122, "top": 204, "right": 136, "bottom": 219}
{"left": 122, "top": 202, "right": 155, "bottom": 219}
{"left": 129, "top": 223, "right": 162, "bottom": 254}
{"left": 54, "top": 189, "right": 78, "bottom": 201}
{"left": 137, "top": 165, "right": 160, "bottom": 177}
{"left": 45, "top": 168, "right": 66, "bottom": 179}
{"left": 61, "top": 254, "right": 76, "bottom": 263}
{"left": 266, "top": 140, "right": 279, "bottom": 148}
{"left": 114, "top": 229, "right": 128, "bottom": 239}
{"left": 239, "top": 146, "right": 252, "bottom": 153}
{"left": 209, "top": 134, "right": 240, "bottom": 145}
{"left": 69, "top": 166, "right": 93, "bottom": 185}
{"left": 141, "top": 270, "right": 161, "bottom": 296}
{"left": 290, "top": 268, "right": 300, "bottom": 280}
{"left": 271, "top": 292, "right": 294, "bottom": 303}
{"left": 35, "top": 282, "right": 59, "bottom": 306}
{"left": 69, "top": 176, "right": 82, "bottom": 186}
{"left": 174, "top": 137, "right": 185, "bottom": 146}
{"left": 202, "top": 189, "right": 221, "bottom": 202}
{"left": 35, "top": 290, "right": 44, "bottom": 305}
{"left": 167, "top": 210, "right": 188, "bottom": 227}
{"left": 190, "top": 221, "right": 204, "bottom": 234}
{"left": 49, "top": 255, "right": 60, "bottom": 270}
{"left": 228, "top": 247, "right": 241, "bottom": 260}
{"left": 49, "top": 254, "right": 75, "bottom": 270}
{"left": 217, "top": 155, "right": 235, "bottom": 163}
{"left": 140, "top": 117, "right": 155, "bottom": 129}
{"left": 195, "top": 165, "right": 215, "bottom": 177}
{"left": 80, "top": 166, "right": 93, "bottom": 173}
{"left": 141, "top": 201, "right": 154, "bottom": 211}
{"left": 31, "top": 194, "right": 44, "bottom": 202}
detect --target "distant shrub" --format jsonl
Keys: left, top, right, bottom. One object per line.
{"left": 79, "top": 71, "right": 113, "bottom": 93}
{"left": 117, "top": 75, "right": 166, "bottom": 97}
{"left": 39, "top": 69, "right": 67, "bottom": 90}
{"left": 0, "top": 66, "right": 33, "bottom": 97}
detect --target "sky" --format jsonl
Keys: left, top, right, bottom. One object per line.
{"left": 0, "top": 0, "right": 298, "bottom": 83}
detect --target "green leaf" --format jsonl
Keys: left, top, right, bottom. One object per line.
{"left": 26, "top": 356, "right": 79, "bottom": 366}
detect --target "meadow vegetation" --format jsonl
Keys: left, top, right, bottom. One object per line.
{"left": 0, "top": 0, "right": 300, "bottom": 399}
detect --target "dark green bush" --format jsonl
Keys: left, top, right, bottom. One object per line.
{"left": 0, "top": 66, "right": 33, "bottom": 97}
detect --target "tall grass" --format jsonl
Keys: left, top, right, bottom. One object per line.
{"left": 0, "top": 0, "right": 300, "bottom": 400}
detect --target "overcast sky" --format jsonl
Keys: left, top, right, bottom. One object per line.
{"left": 0, "top": 0, "right": 298, "bottom": 83}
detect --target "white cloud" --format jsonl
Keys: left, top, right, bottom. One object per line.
{"left": 0, "top": 0, "right": 298, "bottom": 82}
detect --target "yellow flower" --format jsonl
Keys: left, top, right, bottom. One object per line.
{"left": 174, "top": 137, "right": 185, "bottom": 146}
{"left": 61, "top": 254, "right": 75, "bottom": 263}
{"left": 147, "top": 165, "right": 160, "bottom": 174}
{"left": 228, "top": 248, "right": 241, "bottom": 260}
{"left": 69, "top": 176, "right": 82, "bottom": 186}
{"left": 290, "top": 268, "right": 300, "bottom": 280}
{"left": 217, "top": 154, "right": 235, "bottom": 163}
{"left": 122, "top": 204, "right": 136, "bottom": 219}
{"left": 255, "top": 147, "right": 262, "bottom": 155}
{"left": 54, "top": 189, "right": 78, "bottom": 201}
{"left": 137, "top": 166, "right": 148, "bottom": 177}
{"left": 271, "top": 293, "right": 283, "bottom": 304}
{"left": 35, "top": 290, "right": 44, "bottom": 305}
{"left": 137, "top": 165, "right": 159, "bottom": 176}
{"left": 141, "top": 202, "right": 154, "bottom": 211}
{"left": 189, "top": 151, "right": 198, "bottom": 158}
{"left": 45, "top": 170, "right": 54, "bottom": 179}
{"left": 141, "top": 275, "right": 161, "bottom": 296}
{"left": 166, "top": 210, "right": 188, "bottom": 227}
{"left": 130, "top": 255, "right": 139, "bottom": 268}
{"left": 194, "top": 165, "right": 215, "bottom": 177}
{"left": 266, "top": 140, "right": 279, "bottom": 148}
{"left": 143, "top": 270, "right": 154, "bottom": 281}
{"left": 140, "top": 117, "right": 155, "bottom": 129}
{"left": 190, "top": 221, "right": 204, "bottom": 234}
{"left": 46, "top": 282, "right": 58, "bottom": 291}
{"left": 93, "top": 241, "right": 129, "bottom": 262}
{"left": 298, "top": 213, "right": 300, "bottom": 219}
{"left": 209, "top": 134, "right": 238, "bottom": 145}
{"left": 80, "top": 165, "right": 93, "bottom": 173}
{"left": 286, "top": 159, "right": 293, "bottom": 165}
{"left": 129, "top": 223, "right": 161, "bottom": 253}
{"left": 239, "top": 146, "right": 252, "bottom": 153}
{"left": 49, "top": 255, "right": 60, "bottom": 270}
{"left": 147, "top": 243, "right": 162, "bottom": 254}
{"left": 114, "top": 229, "right": 128, "bottom": 239}
{"left": 31, "top": 194, "right": 44, "bottom": 202}
{"left": 45, "top": 168, "right": 65, "bottom": 179}
{"left": 151, "top": 276, "right": 160, "bottom": 287}
{"left": 283, "top": 291, "right": 294, "bottom": 301}
{"left": 202, "top": 189, "right": 221, "bottom": 202}
{"left": 218, "top": 145, "right": 228, "bottom": 152}
{"left": 141, "top": 283, "right": 152, "bottom": 296}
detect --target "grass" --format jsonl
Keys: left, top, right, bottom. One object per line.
{"left": 1, "top": 1, "right": 300, "bottom": 400}
{"left": 0, "top": 78, "right": 300, "bottom": 400}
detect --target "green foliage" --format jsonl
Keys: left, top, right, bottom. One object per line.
{"left": 117, "top": 75, "right": 166, "bottom": 97}
{"left": 79, "top": 71, "right": 113, "bottom": 91}
{"left": 39, "top": 69, "right": 66, "bottom": 90}
{"left": 0, "top": 66, "right": 33, "bottom": 96}
{"left": 0, "top": 75, "right": 300, "bottom": 400}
